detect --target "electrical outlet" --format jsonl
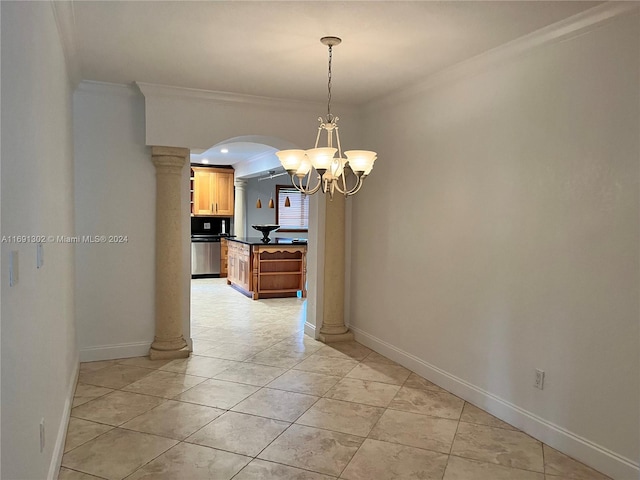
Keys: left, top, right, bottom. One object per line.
{"left": 39, "top": 418, "right": 45, "bottom": 452}
{"left": 534, "top": 369, "right": 545, "bottom": 390}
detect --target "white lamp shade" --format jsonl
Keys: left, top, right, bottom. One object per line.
{"left": 306, "top": 147, "right": 337, "bottom": 171}
{"left": 276, "top": 150, "right": 305, "bottom": 171}
{"left": 345, "top": 150, "right": 377, "bottom": 174}
{"left": 296, "top": 158, "right": 312, "bottom": 176}
{"left": 363, "top": 158, "right": 376, "bottom": 176}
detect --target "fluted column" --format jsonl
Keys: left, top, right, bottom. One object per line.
{"left": 318, "top": 194, "right": 354, "bottom": 343}
{"left": 149, "top": 146, "right": 190, "bottom": 360}
{"left": 234, "top": 179, "right": 247, "bottom": 237}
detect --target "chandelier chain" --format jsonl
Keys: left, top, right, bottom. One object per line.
{"left": 327, "top": 45, "right": 332, "bottom": 120}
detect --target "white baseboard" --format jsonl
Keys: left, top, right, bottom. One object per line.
{"left": 79, "top": 341, "right": 152, "bottom": 362}
{"left": 304, "top": 321, "right": 316, "bottom": 339}
{"left": 351, "top": 326, "right": 638, "bottom": 480}
{"left": 48, "top": 352, "right": 79, "bottom": 480}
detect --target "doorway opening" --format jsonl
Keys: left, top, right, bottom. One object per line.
{"left": 187, "top": 135, "right": 316, "bottom": 356}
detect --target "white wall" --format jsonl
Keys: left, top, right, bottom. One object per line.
{"left": 0, "top": 2, "right": 78, "bottom": 478}
{"left": 74, "top": 82, "right": 157, "bottom": 360}
{"left": 350, "top": 11, "right": 639, "bottom": 479}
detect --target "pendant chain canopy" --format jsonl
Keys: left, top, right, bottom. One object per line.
{"left": 276, "top": 36, "right": 376, "bottom": 198}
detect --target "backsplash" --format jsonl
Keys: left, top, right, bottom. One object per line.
{"left": 191, "top": 216, "right": 231, "bottom": 235}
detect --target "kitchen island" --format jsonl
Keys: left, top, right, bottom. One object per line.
{"left": 226, "top": 237, "right": 307, "bottom": 300}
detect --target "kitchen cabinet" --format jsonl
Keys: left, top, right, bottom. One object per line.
{"left": 226, "top": 238, "right": 307, "bottom": 300}
{"left": 191, "top": 166, "right": 234, "bottom": 216}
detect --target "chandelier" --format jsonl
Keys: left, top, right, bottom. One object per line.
{"left": 276, "top": 37, "right": 377, "bottom": 198}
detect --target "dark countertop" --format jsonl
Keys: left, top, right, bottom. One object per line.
{"left": 228, "top": 237, "right": 308, "bottom": 246}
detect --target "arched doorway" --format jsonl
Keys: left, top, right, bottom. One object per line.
{"left": 188, "top": 136, "right": 316, "bottom": 352}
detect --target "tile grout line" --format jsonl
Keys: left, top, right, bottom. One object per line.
{"left": 58, "top": 465, "right": 110, "bottom": 480}
{"left": 66, "top": 279, "right": 604, "bottom": 480}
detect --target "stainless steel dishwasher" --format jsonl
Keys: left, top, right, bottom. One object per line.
{"left": 191, "top": 235, "right": 221, "bottom": 277}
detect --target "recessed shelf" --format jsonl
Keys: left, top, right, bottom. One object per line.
{"left": 259, "top": 272, "right": 301, "bottom": 276}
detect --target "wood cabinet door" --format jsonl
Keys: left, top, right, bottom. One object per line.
{"left": 192, "top": 169, "right": 215, "bottom": 215}
{"left": 192, "top": 167, "right": 234, "bottom": 216}
{"left": 214, "top": 171, "right": 234, "bottom": 216}
{"left": 227, "top": 243, "right": 237, "bottom": 283}
{"left": 238, "top": 256, "right": 249, "bottom": 291}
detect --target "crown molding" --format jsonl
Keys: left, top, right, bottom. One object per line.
{"left": 75, "top": 80, "right": 141, "bottom": 98}
{"left": 366, "top": 2, "right": 640, "bottom": 112}
{"left": 50, "top": 0, "right": 82, "bottom": 87}
{"left": 135, "top": 82, "right": 359, "bottom": 115}
{"left": 136, "top": 82, "right": 321, "bottom": 109}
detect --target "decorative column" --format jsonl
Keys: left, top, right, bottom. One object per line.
{"left": 318, "top": 194, "right": 354, "bottom": 343}
{"left": 234, "top": 179, "right": 247, "bottom": 238}
{"left": 149, "top": 146, "right": 190, "bottom": 360}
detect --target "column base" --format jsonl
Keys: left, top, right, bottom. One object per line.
{"left": 149, "top": 345, "right": 190, "bottom": 360}
{"left": 317, "top": 330, "right": 355, "bottom": 343}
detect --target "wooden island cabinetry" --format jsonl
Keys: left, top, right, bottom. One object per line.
{"left": 227, "top": 240, "right": 251, "bottom": 292}
{"left": 191, "top": 166, "right": 234, "bottom": 216}
{"left": 220, "top": 238, "right": 229, "bottom": 278}
{"left": 226, "top": 238, "right": 307, "bottom": 300}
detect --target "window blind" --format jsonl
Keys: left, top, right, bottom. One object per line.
{"left": 276, "top": 186, "right": 309, "bottom": 231}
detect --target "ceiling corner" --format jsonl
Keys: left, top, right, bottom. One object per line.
{"left": 50, "top": 0, "right": 82, "bottom": 86}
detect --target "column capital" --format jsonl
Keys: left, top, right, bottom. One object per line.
{"left": 151, "top": 146, "right": 189, "bottom": 174}
{"left": 234, "top": 178, "right": 248, "bottom": 189}
{"left": 151, "top": 146, "right": 190, "bottom": 158}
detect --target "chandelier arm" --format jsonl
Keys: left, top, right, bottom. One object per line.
{"left": 307, "top": 169, "right": 324, "bottom": 195}
{"left": 345, "top": 175, "right": 365, "bottom": 196}
{"left": 305, "top": 176, "right": 323, "bottom": 195}
{"left": 333, "top": 126, "right": 347, "bottom": 194}
{"left": 307, "top": 168, "right": 322, "bottom": 195}
{"left": 334, "top": 172, "right": 364, "bottom": 197}
{"left": 334, "top": 125, "right": 343, "bottom": 159}
{"left": 314, "top": 125, "right": 323, "bottom": 149}
{"left": 289, "top": 173, "right": 306, "bottom": 193}
{"left": 292, "top": 171, "right": 323, "bottom": 196}
{"left": 333, "top": 175, "right": 352, "bottom": 196}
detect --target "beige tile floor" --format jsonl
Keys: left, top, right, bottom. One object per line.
{"left": 59, "top": 278, "right": 611, "bottom": 480}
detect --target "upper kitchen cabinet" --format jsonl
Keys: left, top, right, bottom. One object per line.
{"left": 191, "top": 166, "right": 234, "bottom": 216}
